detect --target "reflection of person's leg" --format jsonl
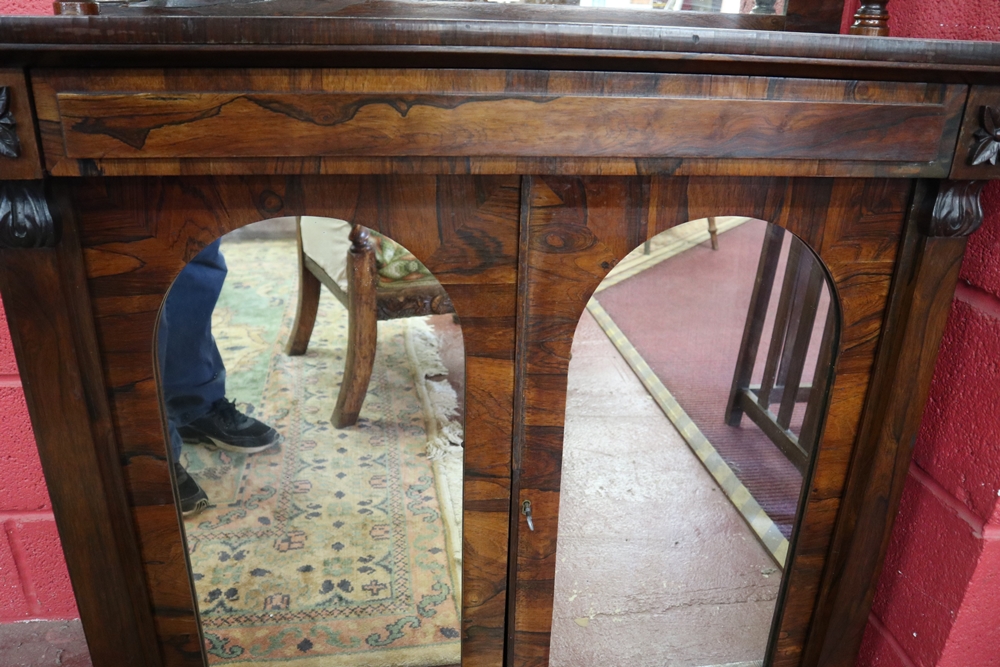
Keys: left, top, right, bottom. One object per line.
{"left": 160, "top": 239, "right": 281, "bottom": 516}
{"left": 161, "top": 240, "right": 228, "bottom": 450}
{"left": 160, "top": 239, "right": 228, "bottom": 516}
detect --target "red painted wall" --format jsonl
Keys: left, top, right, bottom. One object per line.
{"left": 0, "top": 0, "right": 79, "bottom": 625}
{"left": 845, "top": 1, "right": 1000, "bottom": 665}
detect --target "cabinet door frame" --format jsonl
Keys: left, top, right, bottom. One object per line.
{"left": 0, "top": 175, "right": 521, "bottom": 667}
{"left": 506, "top": 176, "right": 973, "bottom": 667}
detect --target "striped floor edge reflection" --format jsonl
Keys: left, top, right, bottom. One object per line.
{"left": 586, "top": 298, "right": 789, "bottom": 567}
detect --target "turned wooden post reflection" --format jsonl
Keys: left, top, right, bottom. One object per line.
{"left": 331, "top": 224, "right": 379, "bottom": 428}
{"left": 751, "top": 0, "right": 779, "bottom": 15}
{"left": 52, "top": 1, "right": 99, "bottom": 15}
{"left": 849, "top": 0, "right": 890, "bottom": 36}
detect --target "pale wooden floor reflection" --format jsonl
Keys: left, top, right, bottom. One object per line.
{"left": 550, "top": 309, "right": 779, "bottom": 667}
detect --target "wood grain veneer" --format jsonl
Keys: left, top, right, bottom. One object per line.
{"left": 804, "top": 180, "right": 976, "bottom": 667}
{"left": 3, "top": 8, "right": 1000, "bottom": 76}
{"left": 34, "top": 70, "right": 966, "bottom": 178}
{"left": 0, "top": 188, "right": 159, "bottom": 667}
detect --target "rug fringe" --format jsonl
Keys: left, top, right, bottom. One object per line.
{"left": 404, "top": 318, "right": 464, "bottom": 600}
{"left": 405, "top": 322, "right": 464, "bottom": 460}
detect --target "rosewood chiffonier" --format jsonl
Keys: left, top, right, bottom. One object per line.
{"left": 1, "top": 2, "right": 999, "bottom": 666}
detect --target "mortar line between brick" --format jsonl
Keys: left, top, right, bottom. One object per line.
{"left": 3, "top": 520, "right": 41, "bottom": 617}
{"left": 0, "top": 374, "right": 21, "bottom": 387}
{"left": 0, "top": 510, "right": 56, "bottom": 521}
{"left": 955, "top": 281, "right": 1000, "bottom": 319}
{"left": 910, "top": 463, "right": 985, "bottom": 538}
{"left": 868, "top": 613, "right": 918, "bottom": 667}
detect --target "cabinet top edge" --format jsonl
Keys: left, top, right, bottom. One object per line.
{"left": 1, "top": 2, "right": 1000, "bottom": 79}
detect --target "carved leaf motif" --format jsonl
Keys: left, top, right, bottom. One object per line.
{"left": 971, "top": 105, "right": 1000, "bottom": 167}
{"left": 926, "top": 180, "right": 986, "bottom": 238}
{"left": 0, "top": 182, "right": 57, "bottom": 249}
{"left": 0, "top": 87, "right": 20, "bottom": 159}
{"left": 985, "top": 106, "right": 999, "bottom": 137}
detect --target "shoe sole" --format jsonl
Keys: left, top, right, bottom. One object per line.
{"left": 188, "top": 433, "right": 282, "bottom": 455}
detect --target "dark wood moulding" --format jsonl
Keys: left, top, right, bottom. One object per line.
{"left": 0, "top": 6, "right": 998, "bottom": 81}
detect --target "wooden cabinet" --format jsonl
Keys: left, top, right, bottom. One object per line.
{"left": 1, "top": 8, "right": 1000, "bottom": 667}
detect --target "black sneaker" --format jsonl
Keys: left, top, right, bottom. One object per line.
{"left": 177, "top": 398, "right": 282, "bottom": 454}
{"left": 174, "top": 462, "right": 209, "bottom": 517}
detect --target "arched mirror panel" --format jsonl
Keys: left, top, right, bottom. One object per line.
{"left": 156, "top": 216, "right": 466, "bottom": 666}
{"left": 551, "top": 217, "right": 837, "bottom": 665}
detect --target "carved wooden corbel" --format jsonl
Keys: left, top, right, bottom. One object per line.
{"left": 0, "top": 87, "right": 21, "bottom": 159}
{"left": 923, "top": 180, "right": 987, "bottom": 238}
{"left": 0, "top": 181, "right": 58, "bottom": 248}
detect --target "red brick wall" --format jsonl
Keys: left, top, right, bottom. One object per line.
{"left": 0, "top": 0, "right": 51, "bottom": 15}
{"left": 0, "top": 299, "right": 78, "bottom": 622}
{"left": 844, "top": 2, "right": 1000, "bottom": 665}
{"left": 0, "top": 0, "right": 79, "bottom": 626}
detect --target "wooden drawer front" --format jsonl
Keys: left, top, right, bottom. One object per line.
{"left": 35, "top": 69, "right": 967, "bottom": 174}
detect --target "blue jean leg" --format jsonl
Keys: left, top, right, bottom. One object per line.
{"left": 159, "top": 239, "right": 228, "bottom": 461}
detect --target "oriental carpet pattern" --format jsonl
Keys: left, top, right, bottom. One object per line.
{"left": 178, "top": 238, "right": 462, "bottom": 667}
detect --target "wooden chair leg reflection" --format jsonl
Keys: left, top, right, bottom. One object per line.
{"left": 285, "top": 217, "right": 321, "bottom": 356}
{"left": 287, "top": 217, "right": 456, "bottom": 428}
{"left": 332, "top": 225, "right": 379, "bottom": 428}
{"left": 286, "top": 221, "right": 379, "bottom": 428}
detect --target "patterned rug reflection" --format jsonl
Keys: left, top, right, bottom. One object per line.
{"left": 180, "top": 239, "right": 462, "bottom": 667}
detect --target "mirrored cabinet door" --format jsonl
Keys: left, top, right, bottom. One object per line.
{"left": 62, "top": 175, "right": 521, "bottom": 667}
{"left": 510, "top": 176, "right": 913, "bottom": 667}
